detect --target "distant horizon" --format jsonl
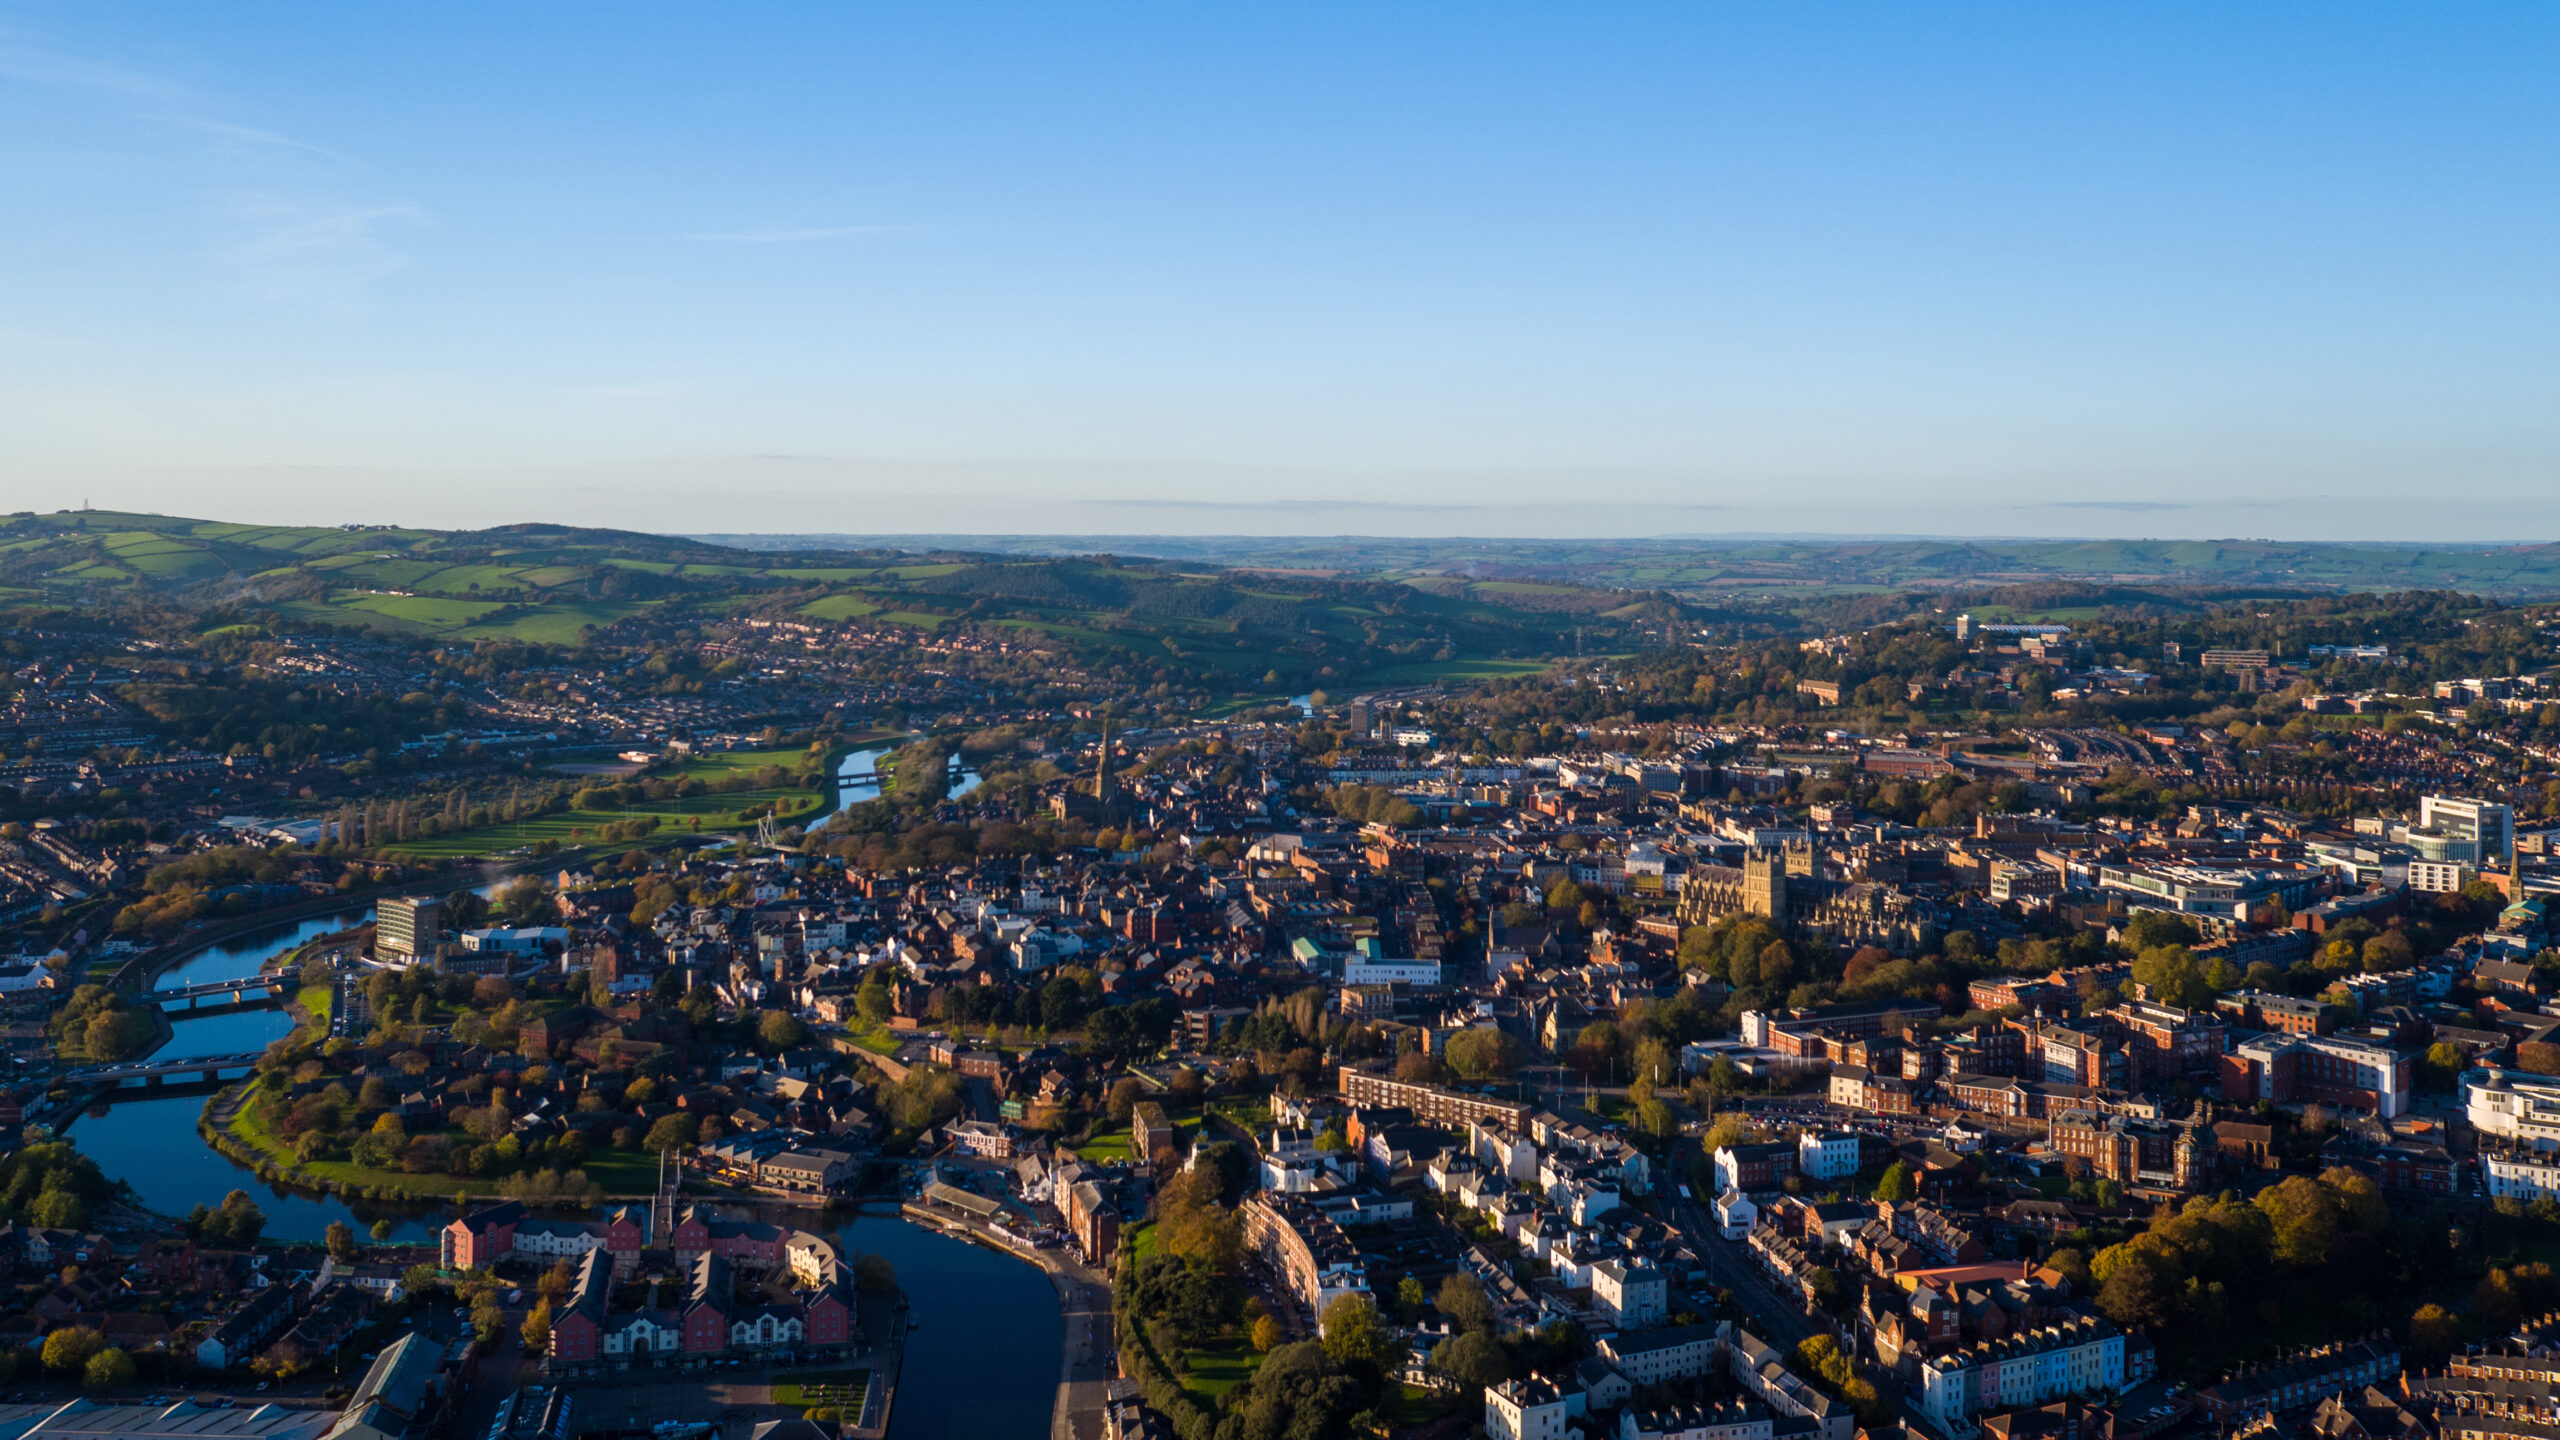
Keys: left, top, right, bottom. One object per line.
{"left": 19, "top": 503, "right": 2560, "bottom": 553}
{"left": 688, "top": 529, "right": 2558, "bottom": 551}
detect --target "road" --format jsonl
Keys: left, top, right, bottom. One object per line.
{"left": 1047, "top": 1253, "right": 1116, "bottom": 1440}
{"left": 1662, "top": 1142, "right": 1820, "bottom": 1351}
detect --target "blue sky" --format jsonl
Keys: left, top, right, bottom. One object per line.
{"left": 0, "top": 3, "right": 2553, "bottom": 539}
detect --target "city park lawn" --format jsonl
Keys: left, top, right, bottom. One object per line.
{"left": 377, "top": 744, "right": 846, "bottom": 860}
{"left": 1177, "top": 1340, "right": 1262, "bottom": 1401}
{"left": 835, "top": 1024, "right": 903, "bottom": 1057}
{"left": 1206, "top": 1097, "right": 1273, "bottom": 1130}
{"left": 770, "top": 1370, "right": 870, "bottom": 1415}
{"left": 382, "top": 776, "right": 830, "bottom": 861}
{"left": 1066, "top": 1125, "right": 1136, "bottom": 1163}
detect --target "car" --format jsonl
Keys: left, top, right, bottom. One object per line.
{"left": 256, "top": 1383, "right": 271, "bottom": 1393}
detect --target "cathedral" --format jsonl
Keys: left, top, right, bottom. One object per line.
{"left": 1675, "top": 843, "right": 1935, "bottom": 954}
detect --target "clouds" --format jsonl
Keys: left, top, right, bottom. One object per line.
{"left": 681, "top": 225, "right": 919, "bottom": 244}
{"left": 0, "top": 22, "right": 421, "bottom": 316}
{"left": 147, "top": 113, "right": 353, "bottom": 163}
{"left": 0, "top": 36, "right": 189, "bottom": 100}
{"left": 220, "top": 194, "right": 424, "bottom": 313}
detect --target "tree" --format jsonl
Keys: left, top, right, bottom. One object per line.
{"left": 2421, "top": 1041, "right": 2469, "bottom": 1091}
{"left": 1629, "top": 1078, "right": 1678, "bottom": 1146}
{"left": 1806, "top": 1267, "right": 1848, "bottom": 1315}
{"left": 539, "top": 1257, "right": 578, "bottom": 1305}
{"left": 757, "top": 1009, "right": 809, "bottom": 1051}
{"left": 644, "top": 1114, "right": 699, "bottom": 1153}
{"left": 2409, "top": 1303, "right": 2463, "bottom": 1359}
{"left": 325, "top": 1220, "right": 359, "bottom": 1264}
{"left": 188, "top": 1190, "right": 267, "bottom": 1248}
{"left": 1155, "top": 1167, "right": 1241, "bottom": 1272}
{"left": 1445, "top": 1028, "right": 1522, "bottom": 1080}
{"left": 1432, "top": 1328, "right": 1510, "bottom": 1392}
{"left": 1702, "top": 1113, "right": 1754, "bottom": 1156}
{"left": 497, "top": 876, "right": 552, "bottom": 924}
{"left": 29, "top": 1186, "right": 89, "bottom": 1230}
{"left": 2519, "top": 1041, "right": 2560, "bottom": 1077}
{"left": 853, "top": 1253, "right": 897, "bottom": 1292}
{"left": 1318, "top": 1295, "right": 1402, "bottom": 1376}
{"left": 856, "top": 982, "right": 893, "bottom": 1025}
{"left": 1395, "top": 1276, "right": 1428, "bottom": 1321}
{"left": 2121, "top": 911, "right": 2201, "bottom": 951}
{"left": 1437, "top": 1271, "right": 1498, "bottom": 1333}
{"left": 42, "top": 1327, "right": 104, "bottom": 1374}
{"left": 2478, "top": 1268, "right": 2525, "bottom": 1333}
{"left": 1394, "top": 1048, "right": 1451, "bottom": 1085}
{"left": 82, "top": 1347, "right": 133, "bottom": 1391}
{"left": 2130, "top": 946, "right": 2217, "bottom": 1010}
{"left": 1874, "top": 1161, "right": 1916, "bottom": 1204}
{"left": 2094, "top": 1250, "right": 2179, "bottom": 1330}
{"left": 1105, "top": 1078, "right": 1144, "bottom": 1123}
{"left": 521, "top": 1300, "right": 552, "bottom": 1356}
{"left": 2255, "top": 1174, "right": 2346, "bottom": 1267}
{"left": 1250, "top": 1314, "right": 1283, "bottom": 1352}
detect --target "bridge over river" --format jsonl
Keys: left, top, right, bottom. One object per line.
{"left": 148, "top": 967, "right": 301, "bottom": 1014}
{"left": 69, "top": 1051, "right": 268, "bottom": 1089}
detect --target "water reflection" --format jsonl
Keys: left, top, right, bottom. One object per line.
{"left": 73, "top": 1088, "right": 453, "bottom": 1242}
{"left": 833, "top": 745, "right": 979, "bottom": 809}
{"left": 831, "top": 1212, "right": 1058, "bottom": 1440}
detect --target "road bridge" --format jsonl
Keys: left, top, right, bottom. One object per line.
{"left": 149, "top": 967, "right": 300, "bottom": 1013}
{"left": 69, "top": 1051, "right": 267, "bottom": 1089}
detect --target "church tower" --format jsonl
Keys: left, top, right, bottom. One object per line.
{"left": 1742, "top": 849, "right": 1790, "bottom": 922}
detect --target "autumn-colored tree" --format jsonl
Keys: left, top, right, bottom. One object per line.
{"left": 2409, "top": 1303, "right": 2462, "bottom": 1359}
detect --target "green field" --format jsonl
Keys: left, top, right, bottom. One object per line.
{"left": 381, "top": 790, "right": 825, "bottom": 857}
{"left": 380, "top": 747, "right": 832, "bottom": 858}
{"left": 668, "top": 747, "right": 825, "bottom": 780}
{"left": 1349, "top": 657, "right": 1555, "bottom": 687}
{"left": 340, "top": 593, "right": 512, "bottom": 626}
{"left": 457, "top": 601, "right": 646, "bottom": 644}
{"left": 1069, "top": 1125, "right": 1136, "bottom": 1163}
{"left": 799, "top": 594, "right": 880, "bottom": 622}
{"left": 1179, "top": 1342, "right": 1262, "bottom": 1400}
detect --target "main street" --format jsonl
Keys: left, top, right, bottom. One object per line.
{"left": 1660, "top": 1140, "right": 1820, "bottom": 1351}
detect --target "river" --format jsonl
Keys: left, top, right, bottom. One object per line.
{"left": 833, "top": 744, "right": 981, "bottom": 808}
{"left": 77, "top": 1062, "right": 1060, "bottom": 1436}
{"left": 73, "top": 820, "right": 1053, "bottom": 1437}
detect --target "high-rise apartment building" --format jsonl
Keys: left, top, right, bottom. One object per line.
{"left": 377, "top": 896, "right": 441, "bottom": 962}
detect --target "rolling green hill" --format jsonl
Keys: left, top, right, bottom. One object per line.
{"left": 0, "top": 509, "right": 1661, "bottom": 693}
{"left": 698, "top": 532, "right": 2560, "bottom": 600}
